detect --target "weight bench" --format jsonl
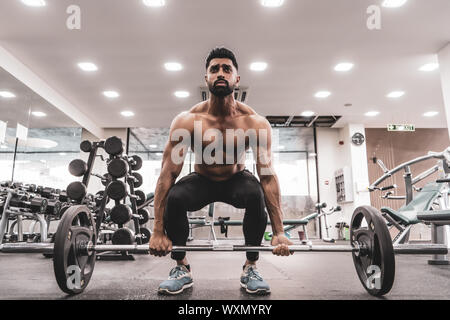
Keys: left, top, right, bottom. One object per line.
{"left": 417, "top": 210, "right": 450, "bottom": 265}
{"left": 380, "top": 182, "right": 444, "bottom": 245}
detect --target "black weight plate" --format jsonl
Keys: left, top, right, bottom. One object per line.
{"left": 134, "top": 190, "right": 146, "bottom": 206}
{"left": 140, "top": 227, "right": 151, "bottom": 244}
{"left": 138, "top": 208, "right": 149, "bottom": 225}
{"left": 80, "top": 140, "right": 93, "bottom": 153}
{"left": 53, "top": 205, "right": 96, "bottom": 294}
{"left": 69, "top": 159, "right": 88, "bottom": 177}
{"left": 104, "top": 136, "right": 124, "bottom": 156}
{"left": 106, "top": 180, "right": 127, "bottom": 201}
{"left": 107, "top": 158, "right": 129, "bottom": 178}
{"left": 350, "top": 206, "right": 395, "bottom": 297}
{"left": 131, "top": 155, "right": 143, "bottom": 171}
{"left": 131, "top": 172, "right": 143, "bottom": 188}
{"left": 110, "top": 204, "right": 132, "bottom": 225}
{"left": 112, "top": 228, "right": 135, "bottom": 245}
{"left": 67, "top": 182, "right": 87, "bottom": 201}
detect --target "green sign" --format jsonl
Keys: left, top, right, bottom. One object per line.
{"left": 387, "top": 124, "right": 415, "bottom": 132}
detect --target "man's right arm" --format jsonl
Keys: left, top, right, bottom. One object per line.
{"left": 152, "top": 112, "right": 192, "bottom": 237}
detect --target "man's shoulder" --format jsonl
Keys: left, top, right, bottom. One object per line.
{"left": 237, "top": 102, "right": 270, "bottom": 128}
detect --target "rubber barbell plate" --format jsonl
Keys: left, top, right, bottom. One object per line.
{"left": 350, "top": 206, "right": 395, "bottom": 297}
{"left": 53, "top": 205, "right": 96, "bottom": 294}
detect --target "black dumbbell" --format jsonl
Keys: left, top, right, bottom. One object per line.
{"left": 107, "top": 158, "right": 129, "bottom": 178}
{"left": 80, "top": 140, "right": 93, "bottom": 153}
{"left": 110, "top": 204, "right": 132, "bottom": 225}
{"left": 130, "top": 155, "right": 143, "bottom": 171}
{"left": 58, "top": 191, "right": 68, "bottom": 202}
{"left": 112, "top": 228, "right": 135, "bottom": 245}
{"left": 40, "top": 187, "right": 56, "bottom": 199}
{"left": 69, "top": 159, "right": 88, "bottom": 177}
{"left": 130, "top": 172, "right": 143, "bottom": 188}
{"left": 134, "top": 190, "right": 147, "bottom": 206}
{"left": 66, "top": 182, "right": 87, "bottom": 201}
{"left": 106, "top": 180, "right": 127, "bottom": 200}
{"left": 104, "top": 136, "right": 124, "bottom": 156}
{"left": 138, "top": 208, "right": 149, "bottom": 225}
{"left": 139, "top": 227, "right": 151, "bottom": 244}
{"left": 46, "top": 199, "right": 62, "bottom": 215}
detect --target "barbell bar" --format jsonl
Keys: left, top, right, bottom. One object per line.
{"left": 0, "top": 242, "right": 447, "bottom": 255}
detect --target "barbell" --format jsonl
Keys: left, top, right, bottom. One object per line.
{"left": 0, "top": 205, "right": 448, "bottom": 296}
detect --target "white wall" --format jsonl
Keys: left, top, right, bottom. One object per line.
{"left": 316, "top": 125, "right": 371, "bottom": 240}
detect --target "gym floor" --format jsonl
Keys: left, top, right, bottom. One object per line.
{"left": 0, "top": 240, "right": 449, "bottom": 300}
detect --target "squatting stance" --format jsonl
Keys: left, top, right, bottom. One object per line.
{"left": 149, "top": 47, "right": 293, "bottom": 295}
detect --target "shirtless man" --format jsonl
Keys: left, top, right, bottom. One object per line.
{"left": 149, "top": 47, "right": 293, "bottom": 295}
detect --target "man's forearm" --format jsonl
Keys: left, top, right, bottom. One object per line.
{"left": 260, "top": 174, "right": 284, "bottom": 235}
{"left": 152, "top": 173, "right": 176, "bottom": 234}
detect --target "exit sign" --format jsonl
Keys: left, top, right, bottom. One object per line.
{"left": 387, "top": 124, "right": 415, "bottom": 132}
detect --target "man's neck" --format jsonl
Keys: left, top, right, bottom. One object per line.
{"left": 207, "top": 94, "right": 238, "bottom": 117}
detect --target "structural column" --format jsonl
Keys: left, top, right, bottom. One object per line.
{"left": 438, "top": 42, "right": 450, "bottom": 140}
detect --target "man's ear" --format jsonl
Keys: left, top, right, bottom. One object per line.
{"left": 235, "top": 75, "right": 241, "bottom": 88}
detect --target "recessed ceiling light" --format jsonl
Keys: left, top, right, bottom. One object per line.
{"left": 261, "top": 0, "right": 284, "bottom": 7}
{"left": 21, "top": 0, "right": 46, "bottom": 7}
{"left": 32, "top": 111, "right": 47, "bottom": 117}
{"left": 174, "top": 91, "right": 190, "bottom": 98}
{"left": 387, "top": 91, "right": 405, "bottom": 98}
{"left": 423, "top": 111, "right": 439, "bottom": 117}
{"left": 250, "top": 62, "right": 268, "bottom": 71}
{"left": 103, "top": 91, "right": 120, "bottom": 98}
{"left": 365, "top": 111, "right": 380, "bottom": 117}
{"left": 164, "top": 62, "right": 183, "bottom": 71}
{"left": 382, "top": 0, "right": 407, "bottom": 8}
{"left": 149, "top": 144, "right": 158, "bottom": 148}
{"left": 301, "top": 111, "right": 316, "bottom": 117}
{"left": 143, "top": 0, "right": 165, "bottom": 7}
{"left": 77, "top": 62, "right": 98, "bottom": 72}
{"left": 419, "top": 63, "right": 439, "bottom": 72}
{"left": 0, "top": 91, "right": 16, "bottom": 98}
{"left": 315, "top": 91, "right": 331, "bottom": 98}
{"left": 334, "top": 62, "right": 354, "bottom": 72}
{"left": 121, "top": 111, "right": 135, "bottom": 117}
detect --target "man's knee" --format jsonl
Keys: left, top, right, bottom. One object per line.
{"left": 166, "top": 185, "right": 189, "bottom": 209}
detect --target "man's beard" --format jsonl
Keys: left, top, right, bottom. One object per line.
{"left": 208, "top": 80, "right": 235, "bottom": 98}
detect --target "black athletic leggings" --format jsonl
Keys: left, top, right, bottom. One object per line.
{"left": 164, "top": 169, "right": 268, "bottom": 262}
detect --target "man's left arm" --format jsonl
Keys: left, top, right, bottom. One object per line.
{"left": 253, "top": 117, "right": 293, "bottom": 256}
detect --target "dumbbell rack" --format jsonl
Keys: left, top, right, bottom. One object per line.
{"left": 67, "top": 137, "right": 149, "bottom": 261}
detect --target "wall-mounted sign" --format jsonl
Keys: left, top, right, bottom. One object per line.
{"left": 387, "top": 124, "right": 415, "bottom": 132}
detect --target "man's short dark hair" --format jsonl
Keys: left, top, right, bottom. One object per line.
{"left": 205, "top": 47, "right": 239, "bottom": 71}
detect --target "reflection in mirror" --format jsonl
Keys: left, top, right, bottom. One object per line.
{"left": 0, "top": 67, "right": 82, "bottom": 189}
